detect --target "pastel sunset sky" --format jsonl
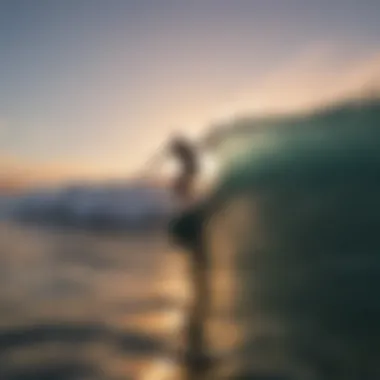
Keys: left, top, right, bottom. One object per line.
{"left": 1, "top": 0, "right": 380, "bottom": 185}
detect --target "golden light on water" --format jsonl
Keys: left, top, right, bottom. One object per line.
{"left": 142, "top": 356, "right": 179, "bottom": 380}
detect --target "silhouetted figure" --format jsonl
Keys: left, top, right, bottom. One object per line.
{"left": 167, "top": 136, "right": 213, "bottom": 378}
{"left": 169, "top": 136, "right": 199, "bottom": 205}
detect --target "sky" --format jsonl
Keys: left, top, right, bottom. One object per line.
{"left": 1, "top": 0, "right": 380, "bottom": 186}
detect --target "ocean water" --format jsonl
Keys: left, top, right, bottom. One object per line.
{"left": 0, "top": 222, "right": 192, "bottom": 380}
{"left": 2, "top": 98, "right": 380, "bottom": 380}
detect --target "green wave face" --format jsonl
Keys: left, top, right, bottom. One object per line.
{"left": 198, "top": 98, "right": 380, "bottom": 378}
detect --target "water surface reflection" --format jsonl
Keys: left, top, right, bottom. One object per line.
{"left": 0, "top": 222, "right": 190, "bottom": 380}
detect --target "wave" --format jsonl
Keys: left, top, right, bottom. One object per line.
{"left": 0, "top": 183, "right": 176, "bottom": 231}
{"left": 203, "top": 95, "right": 380, "bottom": 166}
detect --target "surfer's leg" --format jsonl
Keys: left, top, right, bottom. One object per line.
{"left": 168, "top": 204, "right": 215, "bottom": 377}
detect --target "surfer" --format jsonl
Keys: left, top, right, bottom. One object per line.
{"left": 167, "top": 135, "right": 214, "bottom": 378}
{"left": 168, "top": 136, "right": 199, "bottom": 206}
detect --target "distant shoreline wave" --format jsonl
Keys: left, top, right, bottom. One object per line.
{"left": 0, "top": 184, "right": 176, "bottom": 231}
